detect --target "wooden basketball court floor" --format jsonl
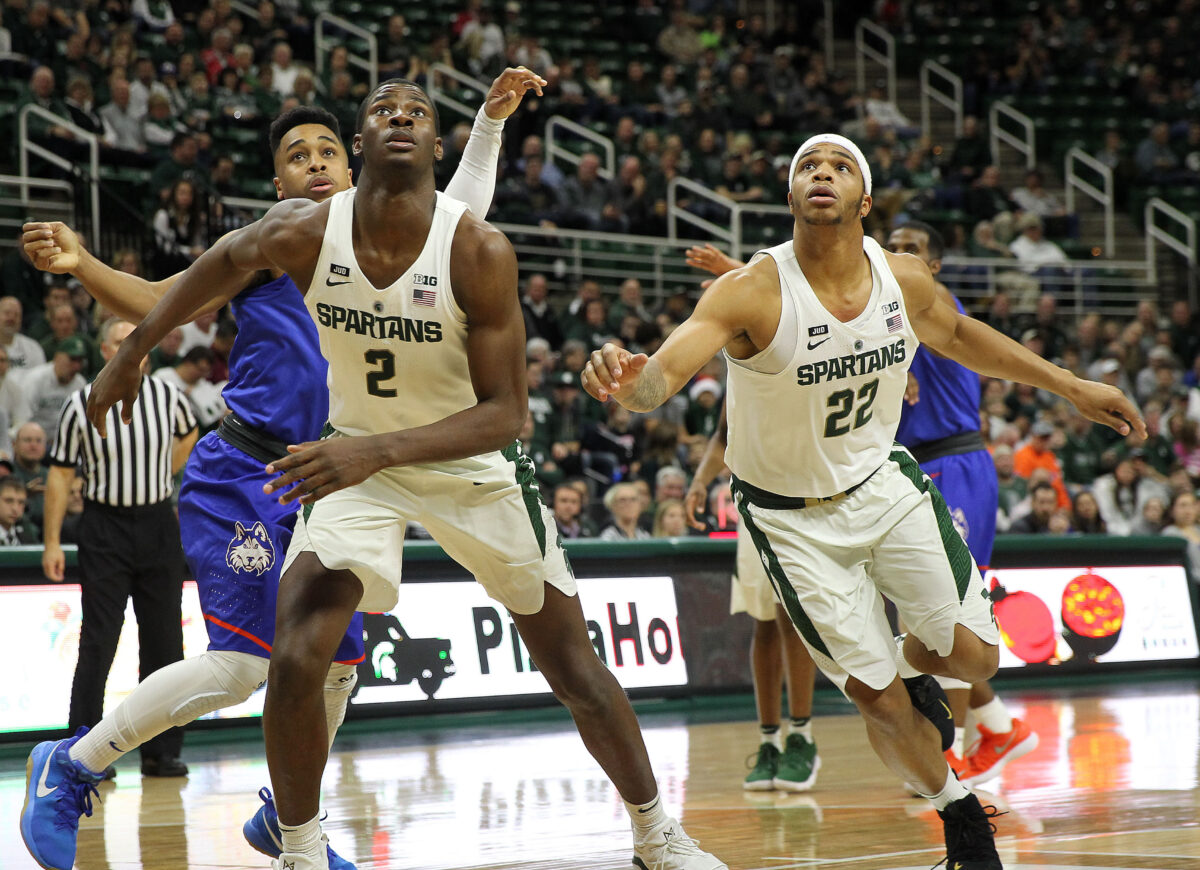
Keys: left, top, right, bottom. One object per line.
{"left": 3, "top": 678, "right": 1197, "bottom": 870}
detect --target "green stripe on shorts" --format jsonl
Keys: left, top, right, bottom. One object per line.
{"left": 734, "top": 498, "right": 832, "bottom": 659}
{"left": 301, "top": 422, "right": 337, "bottom": 524}
{"left": 888, "top": 447, "right": 973, "bottom": 602}
{"left": 501, "top": 440, "right": 546, "bottom": 557}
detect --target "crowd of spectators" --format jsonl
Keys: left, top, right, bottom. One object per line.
{"left": 0, "top": 1, "right": 1198, "bottom": 566}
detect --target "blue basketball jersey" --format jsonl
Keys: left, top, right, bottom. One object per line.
{"left": 895, "top": 295, "right": 982, "bottom": 447}
{"left": 226, "top": 273, "right": 329, "bottom": 443}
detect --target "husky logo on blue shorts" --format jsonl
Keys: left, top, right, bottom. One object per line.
{"left": 226, "top": 521, "right": 275, "bottom": 575}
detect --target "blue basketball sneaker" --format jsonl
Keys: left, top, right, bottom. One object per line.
{"left": 20, "top": 727, "right": 103, "bottom": 870}
{"left": 243, "top": 787, "right": 356, "bottom": 870}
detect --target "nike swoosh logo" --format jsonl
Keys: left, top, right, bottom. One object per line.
{"left": 638, "top": 797, "right": 661, "bottom": 813}
{"left": 109, "top": 741, "right": 122, "bottom": 752}
{"left": 995, "top": 732, "right": 1018, "bottom": 753}
{"left": 939, "top": 699, "right": 953, "bottom": 720}
{"left": 326, "top": 278, "right": 352, "bottom": 286}
{"left": 807, "top": 338, "right": 831, "bottom": 350}
{"left": 35, "top": 751, "right": 57, "bottom": 798}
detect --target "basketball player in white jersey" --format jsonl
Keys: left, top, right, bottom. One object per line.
{"left": 87, "top": 78, "right": 725, "bottom": 870}
{"left": 582, "top": 133, "right": 1144, "bottom": 870}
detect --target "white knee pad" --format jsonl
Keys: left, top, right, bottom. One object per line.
{"left": 167, "top": 651, "right": 270, "bottom": 725}
{"left": 324, "top": 662, "right": 358, "bottom": 749}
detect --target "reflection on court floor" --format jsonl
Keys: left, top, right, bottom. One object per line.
{"left": 1, "top": 681, "right": 1196, "bottom": 869}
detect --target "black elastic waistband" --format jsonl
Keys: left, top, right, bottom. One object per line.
{"left": 216, "top": 412, "right": 290, "bottom": 465}
{"left": 907, "top": 431, "right": 986, "bottom": 465}
{"left": 731, "top": 465, "right": 880, "bottom": 510}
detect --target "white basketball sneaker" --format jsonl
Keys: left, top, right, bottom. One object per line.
{"left": 632, "top": 816, "right": 727, "bottom": 870}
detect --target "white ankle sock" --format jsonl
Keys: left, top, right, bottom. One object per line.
{"left": 760, "top": 724, "right": 782, "bottom": 751}
{"left": 921, "top": 765, "right": 971, "bottom": 810}
{"left": 973, "top": 697, "right": 1013, "bottom": 734}
{"left": 951, "top": 726, "right": 965, "bottom": 758}
{"left": 279, "top": 814, "right": 324, "bottom": 857}
{"left": 789, "top": 717, "right": 813, "bottom": 742}
{"left": 625, "top": 793, "right": 667, "bottom": 834}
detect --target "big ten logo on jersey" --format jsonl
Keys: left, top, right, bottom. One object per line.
{"left": 881, "top": 300, "right": 899, "bottom": 314}
{"left": 413, "top": 273, "right": 438, "bottom": 286}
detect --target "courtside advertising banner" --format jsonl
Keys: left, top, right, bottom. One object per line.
{"left": 0, "top": 576, "right": 687, "bottom": 733}
{"left": 987, "top": 564, "right": 1199, "bottom": 669}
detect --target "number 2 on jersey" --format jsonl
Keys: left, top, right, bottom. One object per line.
{"left": 823, "top": 378, "right": 879, "bottom": 437}
{"left": 364, "top": 349, "right": 397, "bottom": 397}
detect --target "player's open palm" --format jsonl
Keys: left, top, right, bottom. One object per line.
{"left": 582, "top": 342, "right": 648, "bottom": 402}
{"left": 1070, "top": 380, "right": 1146, "bottom": 438}
{"left": 685, "top": 243, "right": 741, "bottom": 277}
{"left": 265, "top": 436, "right": 381, "bottom": 505}
{"left": 22, "top": 221, "right": 80, "bottom": 274}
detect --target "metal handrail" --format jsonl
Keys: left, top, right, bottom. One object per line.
{"left": 545, "top": 115, "right": 615, "bottom": 181}
{"left": 919, "top": 60, "right": 963, "bottom": 139}
{"left": 314, "top": 11, "right": 378, "bottom": 91}
{"left": 17, "top": 104, "right": 100, "bottom": 239}
{"left": 854, "top": 18, "right": 896, "bottom": 106}
{"left": 1064, "top": 147, "right": 1115, "bottom": 257}
{"left": 989, "top": 101, "right": 1036, "bottom": 170}
{"left": 665, "top": 178, "right": 792, "bottom": 261}
{"left": 425, "top": 62, "right": 489, "bottom": 121}
{"left": 1145, "top": 197, "right": 1198, "bottom": 307}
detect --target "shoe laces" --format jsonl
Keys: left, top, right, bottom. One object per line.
{"left": 746, "top": 743, "right": 780, "bottom": 770}
{"left": 642, "top": 827, "right": 705, "bottom": 869}
{"left": 56, "top": 777, "right": 99, "bottom": 831}
{"left": 936, "top": 802, "right": 1005, "bottom": 867}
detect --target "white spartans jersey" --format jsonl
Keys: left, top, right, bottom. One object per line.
{"left": 305, "top": 188, "right": 473, "bottom": 438}
{"left": 725, "top": 236, "right": 919, "bottom": 498}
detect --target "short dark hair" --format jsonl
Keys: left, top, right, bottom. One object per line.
{"left": 268, "top": 105, "right": 342, "bottom": 159}
{"left": 181, "top": 346, "right": 214, "bottom": 366}
{"left": 898, "top": 220, "right": 945, "bottom": 261}
{"left": 356, "top": 77, "right": 439, "bottom": 135}
{"left": 0, "top": 477, "right": 27, "bottom": 497}
{"left": 1030, "top": 481, "right": 1057, "bottom": 498}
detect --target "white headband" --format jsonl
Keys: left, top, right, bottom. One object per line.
{"left": 788, "top": 133, "right": 872, "bottom": 196}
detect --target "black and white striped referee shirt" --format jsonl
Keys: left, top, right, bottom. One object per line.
{"left": 49, "top": 375, "right": 198, "bottom": 507}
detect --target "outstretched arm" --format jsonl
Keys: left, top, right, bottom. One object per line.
{"left": 86, "top": 198, "right": 327, "bottom": 434}
{"left": 21, "top": 221, "right": 243, "bottom": 324}
{"left": 893, "top": 253, "right": 1146, "bottom": 437}
{"left": 581, "top": 263, "right": 774, "bottom": 411}
{"left": 445, "top": 66, "right": 546, "bottom": 217}
{"left": 263, "top": 217, "right": 528, "bottom": 504}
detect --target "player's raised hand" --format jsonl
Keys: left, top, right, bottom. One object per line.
{"left": 264, "top": 435, "right": 382, "bottom": 505}
{"left": 1069, "top": 379, "right": 1146, "bottom": 438}
{"left": 685, "top": 243, "right": 742, "bottom": 278}
{"left": 582, "top": 342, "right": 649, "bottom": 402}
{"left": 22, "top": 221, "right": 81, "bottom": 274}
{"left": 483, "top": 66, "right": 547, "bottom": 121}
{"left": 904, "top": 372, "right": 920, "bottom": 405}
{"left": 86, "top": 352, "right": 144, "bottom": 437}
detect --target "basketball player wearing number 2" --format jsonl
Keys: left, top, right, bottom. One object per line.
{"left": 583, "top": 133, "right": 1144, "bottom": 870}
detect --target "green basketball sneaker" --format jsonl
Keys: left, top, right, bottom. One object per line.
{"left": 743, "top": 742, "right": 780, "bottom": 791}
{"left": 773, "top": 733, "right": 821, "bottom": 792}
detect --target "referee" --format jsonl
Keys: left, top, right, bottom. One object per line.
{"left": 43, "top": 318, "right": 198, "bottom": 777}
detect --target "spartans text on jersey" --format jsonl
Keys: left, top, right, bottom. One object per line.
{"left": 796, "top": 338, "right": 907, "bottom": 386}
{"left": 315, "top": 303, "right": 443, "bottom": 342}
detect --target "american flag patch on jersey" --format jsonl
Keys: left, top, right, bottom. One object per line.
{"left": 412, "top": 287, "right": 437, "bottom": 307}
{"left": 886, "top": 313, "right": 903, "bottom": 333}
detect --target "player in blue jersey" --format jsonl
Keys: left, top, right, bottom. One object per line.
{"left": 19, "top": 68, "right": 544, "bottom": 870}
{"left": 887, "top": 221, "right": 1038, "bottom": 788}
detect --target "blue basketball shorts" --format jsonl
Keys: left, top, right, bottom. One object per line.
{"left": 178, "top": 434, "right": 364, "bottom": 663}
{"left": 920, "top": 448, "right": 998, "bottom": 569}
